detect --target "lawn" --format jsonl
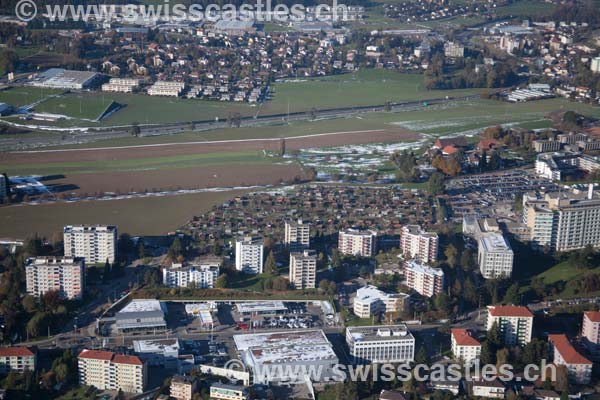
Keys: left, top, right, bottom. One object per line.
{"left": 0, "top": 189, "right": 248, "bottom": 238}
{"left": 0, "top": 86, "right": 64, "bottom": 107}
{"left": 33, "top": 93, "right": 118, "bottom": 121}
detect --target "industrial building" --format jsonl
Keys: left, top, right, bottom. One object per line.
{"left": 233, "top": 330, "right": 339, "bottom": 383}
{"left": 338, "top": 229, "right": 377, "bottom": 257}
{"left": 25, "top": 256, "right": 85, "bottom": 300}
{"left": 235, "top": 237, "right": 264, "bottom": 275}
{"left": 236, "top": 301, "right": 288, "bottom": 315}
{"left": 30, "top": 68, "right": 103, "bottom": 90}
{"left": 346, "top": 325, "right": 415, "bottom": 364}
{"left": 63, "top": 225, "right": 117, "bottom": 264}
{"left": 115, "top": 299, "right": 167, "bottom": 333}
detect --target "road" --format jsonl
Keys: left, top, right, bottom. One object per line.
{"left": 0, "top": 95, "right": 480, "bottom": 150}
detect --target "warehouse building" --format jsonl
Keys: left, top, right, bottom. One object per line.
{"left": 115, "top": 299, "right": 167, "bottom": 333}
{"left": 30, "top": 68, "right": 103, "bottom": 90}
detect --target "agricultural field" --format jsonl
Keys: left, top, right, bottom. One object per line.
{"left": 0, "top": 189, "right": 247, "bottom": 238}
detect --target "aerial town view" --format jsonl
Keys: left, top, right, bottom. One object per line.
{"left": 0, "top": 0, "right": 600, "bottom": 398}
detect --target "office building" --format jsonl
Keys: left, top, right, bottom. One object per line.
{"left": 338, "top": 229, "right": 377, "bottom": 257}
{"left": 235, "top": 237, "right": 264, "bottom": 275}
{"left": 591, "top": 57, "right": 600, "bottom": 73}
{"left": 284, "top": 219, "right": 310, "bottom": 250}
{"left": 548, "top": 334, "right": 592, "bottom": 384}
{"left": 170, "top": 375, "right": 198, "bottom": 400}
{"left": 25, "top": 257, "right": 84, "bottom": 300}
{"left": 115, "top": 299, "right": 167, "bottom": 333}
{"left": 581, "top": 311, "right": 600, "bottom": 357}
{"left": 403, "top": 260, "right": 444, "bottom": 297}
{"left": 451, "top": 328, "right": 481, "bottom": 364}
{"left": 346, "top": 325, "right": 415, "bottom": 364}
{"left": 523, "top": 191, "right": 600, "bottom": 252}
{"left": 210, "top": 383, "right": 249, "bottom": 400}
{"left": 478, "top": 233, "right": 514, "bottom": 279}
{"left": 353, "top": 285, "right": 409, "bottom": 318}
{"left": 400, "top": 225, "right": 439, "bottom": 263}
{"left": 486, "top": 305, "right": 533, "bottom": 346}
{"left": 63, "top": 225, "right": 117, "bottom": 264}
{"left": 162, "top": 260, "right": 220, "bottom": 289}
{"left": 78, "top": 349, "right": 147, "bottom": 394}
{"left": 289, "top": 250, "right": 317, "bottom": 289}
{"left": 0, "top": 347, "right": 36, "bottom": 374}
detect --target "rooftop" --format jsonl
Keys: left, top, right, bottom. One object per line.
{"left": 451, "top": 328, "right": 481, "bottom": 347}
{"left": 120, "top": 299, "right": 164, "bottom": 313}
{"left": 480, "top": 232, "right": 512, "bottom": 253}
{"left": 355, "top": 285, "right": 408, "bottom": 305}
{"left": 347, "top": 325, "right": 414, "bottom": 342}
{"left": 584, "top": 311, "right": 600, "bottom": 323}
{"left": 404, "top": 260, "right": 444, "bottom": 277}
{"left": 487, "top": 305, "right": 533, "bottom": 318}
{"left": 79, "top": 349, "right": 144, "bottom": 366}
{"left": 236, "top": 301, "right": 287, "bottom": 314}
{"left": 0, "top": 347, "right": 34, "bottom": 357}
{"left": 133, "top": 339, "right": 180, "bottom": 354}
{"left": 548, "top": 334, "right": 592, "bottom": 365}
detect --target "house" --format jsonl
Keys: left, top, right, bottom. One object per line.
{"left": 471, "top": 378, "right": 506, "bottom": 398}
{"left": 434, "top": 136, "right": 468, "bottom": 150}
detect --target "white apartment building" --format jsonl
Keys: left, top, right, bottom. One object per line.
{"left": 400, "top": 225, "right": 439, "bottom": 263}
{"left": 451, "top": 328, "right": 481, "bottom": 364}
{"left": 478, "top": 232, "right": 514, "bottom": 279}
{"left": 548, "top": 334, "right": 592, "bottom": 384}
{"left": 346, "top": 325, "right": 415, "bottom": 364}
{"left": 353, "top": 285, "right": 409, "bottom": 318}
{"left": 26, "top": 257, "right": 84, "bottom": 300}
{"left": 78, "top": 349, "right": 147, "bottom": 394}
{"left": 338, "top": 229, "right": 377, "bottom": 257}
{"left": 284, "top": 219, "right": 310, "bottom": 250}
{"left": 591, "top": 56, "right": 600, "bottom": 73}
{"left": 147, "top": 81, "right": 185, "bottom": 97}
{"left": 289, "top": 250, "right": 317, "bottom": 289}
{"left": 523, "top": 191, "right": 600, "bottom": 252}
{"left": 486, "top": 305, "right": 533, "bottom": 346}
{"left": 403, "top": 260, "right": 444, "bottom": 298}
{"left": 235, "top": 237, "right": 264, "bottom": 275}
{"left": 582, "top": 311, "right": 600, "bottom": 357}
{"left": 0, "top": 347, "right": 36, "bottom": 374}
{"left": 102, "top": 78, "right": 140, "bottom": 93}
{"left": 63, "top": 225, "right": 117, "bottom": 264}
{"left": 162, "top": 261, "right": 220, "bottom": 289}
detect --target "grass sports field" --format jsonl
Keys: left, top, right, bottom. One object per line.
{"left": 0, "top": 190, "right": 247, "bottom": 238}
{"left": 33, "top": 94, "right": 118, "bottom": 121}
{"left": 0, "top": 87, "right": 63, "bottom": 107}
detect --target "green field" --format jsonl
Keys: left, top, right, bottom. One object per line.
{"left": 33, "top": 93, "right": 118, "bottom": 121}
{"left": 0, "top": 190, "right": 247, "bottom": 238}
{"left": 0, "top": 87, "right": 63, "bottom": 107}
{"left": 0, "top": 150, "right": 274, "bottom": 175}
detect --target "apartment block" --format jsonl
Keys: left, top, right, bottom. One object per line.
{"left": 532, "top": 140, "right": 562, "bottom": 153}
{"left": 591, "top": 56, "right": 600, "bottom": 73}
{"left": 63, "top": 225, "right": 117, "bottom": 264}
{"left": 26, "top": 257, "right": 84, "bottom": 300}
{"left": 478, "top": 233, "right": 514, "bottom": 279}
{"left": 486, "top": 305, "right": 533, "bottom": 346}
{"left": 0, "top": 174, "right": 6, "bottom": 202}
{"left": 400, "top": 225, "right": 439, "bottom": 263}
{"left": 451, "top": 328, "right": 481, "bottom": 364}
{"left": 0, "top": 347, "right": 36, "bottom": 374}
{"left": 284, "top": 219, "right": 310, "bottom": 250}
{"left": 548, "top": 334, "right": 592, "bottom": 384}
{"left": 338, "top": 229, "right": 377, "bottom": 257}
{"left": 235, "top": 237, "right": 264, "bottom": 275}
{"left": 346, "top": 325, "right": 415, "bottom": 364}
{"left": 289, "top": 250, "right": 317, "bottom": 289}
{"left": 102, "top": 78, "right": 140, "bottom": 93}
{"left": 353, "top": 285, "right": 409, "bottom": 318}
{"left": 581, "top": 311, "right": 600, "bottom": 358}
{"left": 403, "top": 260, "right": 444, "bottom": 298}
{"left": 78, "top": 349, "right": 147, "bottom": 394}
{"left": 523, "top": 192, "right": 600, "bottom": 252}
{"left": 162, "top": 260, "right": 220, "bottom": 289}
{"left": 170, "top": 375, "right": 198, "bottom": 400}
{"left": 147, "top": 81, "right": 185, "bottom": 97}
{"left": 210, "top": 383, "right": 249, "bottom": 400}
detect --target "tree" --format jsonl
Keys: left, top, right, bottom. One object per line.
{"left": 480, "top": 341, "right": 496, "bottom": 365}
{"left": 264, "top": 251, "right": 278, "bottom": 276}
{"left": 427, "top": 172, "right": 445, "bottom": 196}
{"left": 554, "top": 365, "right": 569, "bottom": 392}
{"left": 279, "top": 138, "right": 286, "bottom": 156}
{"left": 26, "top": 312, "right": 48, "bottom": 338}
{"left": 480, "top": 150, "right": 488, "bottom": 172}
{"left": 168, "top": 237, "right": 183, "bottom": 260}
{"left": 22, "top": 295, "right": 37, "bottom": 313}
{"left": 415, "top": 346, "right": 429, "bottom": 365}
{"left": 460, "top": 249, "right": 475, "bottom": 271}
{"left": 503, "top": 283, "right": 520, "bottom": 305}
{"left": 444, "top": 244, "right": 458, "bottom": 268}
{"left": 137, "top": 240, "right": 146, "bottom": 259}
{"left": 103, "top": 259, "right": 112, "bottom": 282}
{"left": 130, "top": 122, "right": 141, "bottom": 136}
{"left": 216, "top": 274, "right": 229, "bottom": 289}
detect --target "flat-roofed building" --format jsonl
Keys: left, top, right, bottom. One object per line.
{"left": 78, "top": 349, "right": 147, "bottom": 394}
{"left": 233, "top": 330, "right": 338, "bottom": 383}
{"left": 400, "top": 225, "right": 439, "bottom": 263}
{"left": 548, "top": 334, "right": 592, "bottom": 384}
{"left": 236, "top": 301, "right": 287, "bottom": 315}
{"left": 451, "top": 328, "right": 481, "bottom": 364}
{"left": 147, "top": 81, "right": 185, "bottom": 97}
{"left": 170, "top": 375, "right": 198, "bottom": 400}
{"left": 25, "top": 256, "right": 84, "bottom": 300}
{"left": 132, "top": 339, "right": 180, "bottom": 368}
{"left": 102, "top": 78, "right": 141, "bottom": 93}
{"left": 115, "top": 299, "right": 167, "bottom": 333}
{"left": 162, "top": 260, "right": 220, "bottom": 289}
{"left": 284, "top": 219, "right": 310, "bottom": 250}
{"left": 339, "top": 229, "right": 377, "bottom": 257}
{"left": 30, "top": 68, "right": 102, "bottom": 90}
{"left": 533, "top": 140, "right": 562, "bottom": 153}
{"left": 346, "top": 325, "right": 415, "bottom": 364}
{"left": 353, "top": 285, "right": 409, "bottom": 318}
{"left": 235, "top": 237, "right": 264, "bottom": 275}
{"left": 478, "top": 233, "right": 514, "bottom": 279}
{"left": 289, "top": 250, "right": 317, "bottom": 289}
{"left": 582, "top": 311, "right": 600, "bottom": 357}
{"left": 210, "top": 382, "right": 249, "bottom": 400}
{"left": 63, "top": 225, "right": 117, "bottom": 264}
{"left": 403, "top": 260, "right": 444, "bottom": 297}
{"left": 0, "top": 347, "right": 36, "bottom": 374}
{"left": 486, "top": 305, "right": 533, "bottom": 346}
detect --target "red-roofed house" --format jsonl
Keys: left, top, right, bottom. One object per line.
{"left": 78, "top": 349, "right": 146, "bottom": 393}
{"left": 548, "top": 334, "right": 592, "bottom": 384}
{"left": 0, "top": 347, "right": 36, "bottom": 373}
{"left": 433, "top": 136, "right": 468, "bottom": 150}
{"left": 442, "top": 145, "right": 459, "bottom": 156}
{"left": 451, "top": 328, "right": 481, "bottom": 364}
{"left": 477, "top": 139, "right": 505, "bottom": 152}
{"left": 486, "top": 305, "right": 533, "bottom": 346}
{"left": 582, "top": 311, "right": 600, "bottom": 357}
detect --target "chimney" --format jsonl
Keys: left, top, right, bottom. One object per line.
{"left": 588, "top": 184, "right": 594, "bottom": 200}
